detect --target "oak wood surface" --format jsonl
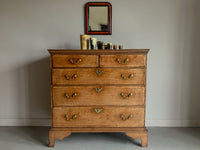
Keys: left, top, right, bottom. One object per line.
{"left": 126, "top": 131, "right": 148, "bottom": 147}
{"left": 49, "top": 127, "right": 148, "bottom": 147}
{"left": 51, "top": 127, "right": 147, "bottom": 132}
{"left": 100, "top": 55, "right": 146, "bottom": 67}
{"left": 49, "top": 130, "right": 71, "bottom": 147}
{"left": 48, "top": 49, "right": 149, "bottom": 147}
{"left": 53, "top": 55, "right": 98, "bottom": 67}
{"left": 48, "top": 49, "right": 149, "bottom": 55}
{"left": 53, "top": 86, "right": 145, "bottom": 106}
{"left": 52, "top": 68, "right": 145, "bottom": 85}
{"left": 53, "top": 106, "right": 144, "bottom": 127}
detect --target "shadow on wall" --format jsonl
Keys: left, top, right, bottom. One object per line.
{"left": 15, "top": 57, "right": 51, "bottom": 124}
{"left": 186, "top": 1, "right": 200, "bottom": 126}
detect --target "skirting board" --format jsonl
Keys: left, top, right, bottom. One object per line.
{"left": 0, "top": 119, "right": 200, "bottom": 127}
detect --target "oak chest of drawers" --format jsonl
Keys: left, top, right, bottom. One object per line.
{"left": 48, "top": 49, "right": 149, "bottom": 147}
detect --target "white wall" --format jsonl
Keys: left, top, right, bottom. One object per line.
{"left": 0, "top": 0, "right": 199, "bottom": 126}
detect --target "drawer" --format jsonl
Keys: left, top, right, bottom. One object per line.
{"left": 52, "top": 107, "right": 144, "bottom": 127}
{"left": 100, "top": 55, "right": 146, "bottom": 67}
{"left": 52, "top": 68, "right": 145, "bottom": 85}
{"left": 52, "top": 55, "right": 98, "bottom": 67}
{"left": 53, "top": 86, "right": 145, "bottom": 106}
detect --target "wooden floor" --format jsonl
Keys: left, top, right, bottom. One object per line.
{"left": 0, "top": 127, "right": 200, "bottom": 150}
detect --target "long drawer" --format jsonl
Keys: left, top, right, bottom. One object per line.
{"left": 52, "top": 68, "right": 145, "bottom": 85}
{"left": 53, "top": 86, "right": 145, "bottom": 106}
{"left": 53, "top": 107, "right": 144, "bottom": 127}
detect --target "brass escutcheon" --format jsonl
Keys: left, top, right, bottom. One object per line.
{"left": 95, "top": 70, "right": 103, "bottom": 76}
{"left": 94, "top": 87, "right": 103, "bottom": 93}
{"left": 94, "top": 108, "right": 103, "bottom": 113}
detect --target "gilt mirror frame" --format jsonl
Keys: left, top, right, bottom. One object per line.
{"left": 85, "top": 2, "right": 112, "bottom": 35}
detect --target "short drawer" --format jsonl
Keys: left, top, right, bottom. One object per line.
{"left": 100, "top": 55, "right": 146, "bottom": 67}
{"left": 52, "top": 68, "right": 145, "bottom": 85}
{"left": 53, "top": 86, "right": 145, "bottom": 106}
{"left": 52, "top": 107, "right": 144, "bottom": 127}
{"left": 52, "top": 55, "right": 98, "bottom": 67}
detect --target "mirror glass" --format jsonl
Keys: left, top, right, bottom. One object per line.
{"left": 85, "top": 2, "right": 112, "bottom": 35}
{"left": 89, "top": 6, "right": 108, "bottom": 32}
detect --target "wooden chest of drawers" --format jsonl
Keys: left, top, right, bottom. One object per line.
{"left": 48, "top": 49, "right": 149, "bottom": 147}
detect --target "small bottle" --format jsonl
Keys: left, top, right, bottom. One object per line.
{"left": 104, "top": 44, "right": 108, "bottom": 49}
{"left": 97, "top": 41, "right": 103, "bottom": 49}
{"left": 107, "top": 43, "right": 113, "bottom": 49}
{"left": 119, "top": 45, "right": 123, "bottom": 49}
{"left": 113, "top": 45, "right": 117, "bottom": 49}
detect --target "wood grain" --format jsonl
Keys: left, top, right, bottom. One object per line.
{"left": 52, "top": 68, "right": 145, "bottom": 85}
{"left": 126, "top": 131, "right": 148, "bottom": 147}
{"left": 49, "top": 127, "right": 147, "bottom": 147}
{"left": 52, "top": 107, "right": 144, "bottom": 127}
{"left": 53, "top": 55, "right": 98, "bottom": 67}
{"left": 48, "top": 49, "right": 150, "bottom": 55}
{"left": 49, "top": 130, "right": 71, "bottom": 147}
{"left": 48, "top": 49, "right": 149, "bottom": 147}
{"left": 100, "top": 55, "right": 146, "bottom": 67}
{"left": 53, "top": 86, "right": 145, "bottom": 106}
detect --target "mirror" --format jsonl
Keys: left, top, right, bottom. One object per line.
{"left": 85, "top": 2, "right": 112, "bottom": 35}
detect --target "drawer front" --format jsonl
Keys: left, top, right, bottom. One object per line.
{"left": 52, "top": 68, "right": 145, "bottom": 85}
{"left": 53, "top": 86, "right": 145, "bottom": 106}
{"left": 53, "top": 107, "right": 144, "bottom": 127}
{"left": 100, "top": 55, "right": 146, "bottom": 67}
{"left": 52, "top": 55, "right": 98, "bottom": 67}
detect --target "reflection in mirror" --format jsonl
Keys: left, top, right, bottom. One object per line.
{"left": 85, "top": 2, "right": 112, "bottom": 35}
{"left": 89, "top": 6, "right": 108, "bottom": 32}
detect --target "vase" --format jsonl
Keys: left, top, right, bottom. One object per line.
{"left": 80, "top": 34, "right": 90, "bottom": 50}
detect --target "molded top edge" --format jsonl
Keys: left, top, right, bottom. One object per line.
{"left": 48, "top": 49, "right": 150, "bottom": 55}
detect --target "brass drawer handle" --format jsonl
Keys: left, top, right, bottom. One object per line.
{"left": 120, "top": 93, "right": 133, "bottom": 99}
{"left": 65, "top": 114, "right": 77, "bottom": 121}
{"left": 64, "top": 74, "right": 77, "bottom": 80}
{"left": 95, "top": 70, "right": 103, "bottom": 76}
{"left": 121, "top": 74, "right": 134, "bottom": 80}
{"left": 65, "top": 93, "right": 77, "bottom": 99}
{"left": 120, "top": 114, "right": 133, "bottom": 121}
{"left": 69, "top": 58, "right": 82, "bottom": 64}
{"left": 94, "top": 88, "right": 103, "bottom": 93}
{"left": 94, "top": 108, "right": 103, "bottom": 113}
{"left": 116, "top": 58, "right": 129, "bottom": 64}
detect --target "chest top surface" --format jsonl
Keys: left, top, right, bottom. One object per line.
{"left": 48, "top": 49, "right": 149, "bottom": 55}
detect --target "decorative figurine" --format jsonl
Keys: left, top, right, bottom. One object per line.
{"left": 90, "top": 38, "right": 97, "bottom": 50}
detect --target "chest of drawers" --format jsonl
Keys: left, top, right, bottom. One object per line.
{"left": 48, "top": 49, "right": 149, "bottom": 147}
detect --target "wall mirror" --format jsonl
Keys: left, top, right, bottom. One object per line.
{"left": 85, "top": 2, "right": 112, "bottom": 35}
